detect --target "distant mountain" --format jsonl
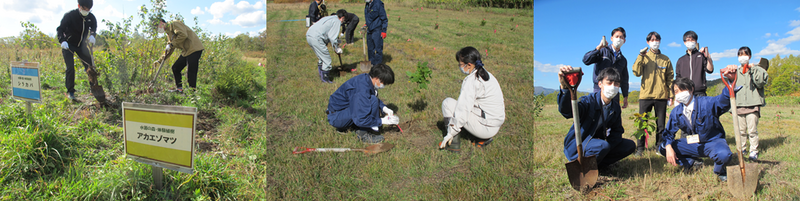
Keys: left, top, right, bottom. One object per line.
{"left": 535, "top": 86, "right": 557, "bottom": 95}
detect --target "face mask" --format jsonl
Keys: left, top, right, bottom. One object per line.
{"left": 602, "top": 84, "right": 619, "bottom": 100}
{"left": 675, "top": 91, "right": 691, "bottom": 105}
{"left": 375, "top": 83, "right": 384, "bottom": 89}
{"left": 738, "top": 56, "right": 749, "bottom": 65}
{"left": 157, "top": 27, "right": 165, "bottom": 34}
{"left": 648, "top": 41, "right": 660, "bottom": 50}
{"left": 611, "top": 38, "right": 624, "bottom": 49}
{"left": 460, "top": 64, "right": 472, "bottom": 75}
{"left": 685, "top": 41, "right": 696, "bottom": 50}
{"left": 80, "top": 9, "right": 90, "bottom": 16}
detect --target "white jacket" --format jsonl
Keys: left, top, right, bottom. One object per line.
{"left": 306, "top": 15, "right": 342, "bottom": 47}
{"left": 451, "top": 70, "right": 506, "bottom": 133}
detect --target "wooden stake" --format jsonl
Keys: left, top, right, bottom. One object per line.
{"left": 153, "top": 166, "right": 163, "bottom": 190}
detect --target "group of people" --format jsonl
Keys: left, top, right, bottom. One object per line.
{"left": 306, "top": 0, "right": 388, "bottom": 83}
{"left": 59, "top": 0, "right": 204, "bottom": 100}
{"left": 305, "top": 0, "right": 506, "bottom": 151}
{"left": 559, "top": 27, "right": 769, "bottom": 182}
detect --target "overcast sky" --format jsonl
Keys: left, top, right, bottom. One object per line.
{"left": 0, "top": 0, "right": 266, "bottom": 38}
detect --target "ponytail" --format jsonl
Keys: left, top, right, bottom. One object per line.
{"left": 455, "top": 46, "right": 491, "bottom": 81}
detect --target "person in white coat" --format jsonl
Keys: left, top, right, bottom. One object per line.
{"left": 439, "top": 46, "right": 506, "bottom": 152}
{"left": 306, "top": 10, "right": 347, "bottom": 83}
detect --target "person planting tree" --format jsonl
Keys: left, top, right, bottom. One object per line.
{"left": 57, "top": 0, "right": 97, "bottom": 100}
{"left": 155, "top": 18, "right": 205, "bottom": 93}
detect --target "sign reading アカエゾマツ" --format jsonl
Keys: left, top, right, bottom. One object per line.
{"left": 10, "top": 61, "right": 41, "bottom": 103}
{"left": 123, "top": 102, "right": 197, "bottom": 173}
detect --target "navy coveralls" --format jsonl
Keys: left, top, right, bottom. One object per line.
{"left": 365, "top": 0, "right": 388, "bottom": 65}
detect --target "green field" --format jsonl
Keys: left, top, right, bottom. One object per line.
{"left": 533, "top": 98, "right": 800, "bottom": 199}
{"left": 265, "top": 3, "right": 533, "bottom": 199}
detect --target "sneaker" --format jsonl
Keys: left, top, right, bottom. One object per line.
{"left": 66, "top": 92, "right": 76, "bottom": 100}
{"left": 355, "top": 130, "right": 383, "bottom": 143}
{"left": 472, "top": 138, "right": 493, "bottom": 148}
{"left": 683, "top": 159, "right": 703, "bottom": 173}
{"left": 718, "top": 175, "right": 727, "bottom": 182}
{"left": 748, "top": 151, "right": 758, "bottom": 161}
{"left": 439, "top": 135, "right": 460, "bottom": 153}
{"left": 168, "top": 87, "right": 184, "bottom": 93}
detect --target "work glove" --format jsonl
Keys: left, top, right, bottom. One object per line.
{"left": 335, "top": 47, "right": 343, "bottom": 54}
{"left": 381, "top": 32, "right": 386, "bottom": 39}
{"left": 371, "top": 126, "right": 379, "bottom": 132}
{"left": 60, "top": 41, "right": 69, "bottom": 50}
{"left": 439, "top": 127, "right": 458, "bottom": 148}
{"left": 381, "top": 115, "right": 399, "bottom": 125}
{"left": 639, "top": 47, "right": 648, "bottom": 55}
{"left": 165, "top": 44, "right": 171, "bottom": 52}
{"left": 88, "top": 35, "right": 96, "bottom": 45}
{"left": 382, "top": 106, "right": 394, "bottom": 116}
{"left": 596, "top": 36, "right": 607, "bottom": 50}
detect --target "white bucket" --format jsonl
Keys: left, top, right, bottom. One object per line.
{"left": 306, "top": 17, "right": 311, "bottom": 28}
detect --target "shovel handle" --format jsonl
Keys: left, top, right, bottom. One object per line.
{"left": 721, "top": 70, "right": 737, "bottom": 98}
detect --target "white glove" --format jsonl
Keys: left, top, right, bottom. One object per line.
{"left": 371, "top": 126, "right": 379, "bottom": 132}
{"left": 439, "top": 132, "right": 456, "bottom": 148}
{"left": 165, "top": 44, "right": 171, "bottom": 51}
{"left": 382, "top": 106, "right": 394, "bottom": 116}
{"left": 88, "top": 35, "right": 96, "bottom": 45}
{"left": 381, "top": 115, "right": 399, "bottom": 125}
{"left": 335, "top": 47, "right": 343, "bottom": 54}
{"left": 61, "top": 41, "right": 69, "bottom": 50}
{"left": 340, "top": 33, "right": 345, "bottom": 37}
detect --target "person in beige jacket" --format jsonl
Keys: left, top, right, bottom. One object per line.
{"left": 632, "top": 31, "right": 674, "bottom": 156}
{"left": 156, "top": 18, "right": 205, "bottom": 92}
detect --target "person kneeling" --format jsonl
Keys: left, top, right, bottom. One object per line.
{"left": 326, "top": 64, "right": 397, "bottom": 143}
{"left": 660, "top": 76, "right": 738, "bottom": 182}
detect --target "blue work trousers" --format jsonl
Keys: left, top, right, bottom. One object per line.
{"left": 583, "top": 137, "right": 636, "bottom": 169}
{"left": 659, "top": 138, "right": 732, "bottom": 175}
{"left": 366, "top": 31, "right": 383, "bottom": 65}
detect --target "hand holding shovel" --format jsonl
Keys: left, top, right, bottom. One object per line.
{"left": 721, "top": 68, "right": 759, "bottom": 199}
{"left": 559, "top": 66, "right": 598, "bottom": 192}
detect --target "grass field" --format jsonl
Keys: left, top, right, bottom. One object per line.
{"left": 265, "top": 3, "right": 533, "bottom": 199}
{"left": 533, "top": 97, "right": 800, "bottom": 199}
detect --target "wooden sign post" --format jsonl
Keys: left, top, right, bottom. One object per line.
{"left": 122, "top": 102, "right": 197, "bottom": 189}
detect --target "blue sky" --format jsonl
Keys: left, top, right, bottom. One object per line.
{"left": 0, "top": 0, "right": 266, "bottom": 38}
{"left": 534, "top": 0, "right": 800, "bottom": 92}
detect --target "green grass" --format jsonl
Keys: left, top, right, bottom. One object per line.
{"left": 264, "top": 3, "right": 533, "bottom": 199}
{"left": 534, "top": 100, "right": 800, "bottom": 199}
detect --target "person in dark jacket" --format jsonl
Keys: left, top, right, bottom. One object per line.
{"left": 57, "top": 0, "right": 97, "bottom": 100}
{"left": 558, "top": 66, "right": 635, "bottom": 170}
{"left": 583, "top": 27, "right": 630, "bottom": 109}
{"left": 675, "top": 30, "right": 714, "bottom": 98}
{"left": 307, "top": 0, "right": 323, "bottom": 26}
{"left": 327, "top": 64, "right": 398, "bottom": 143}
{"left": 339, "top": 10, "right": 360, "bottom": 44}
{"left": 364, "top": 0, "right": 388, "bottom": 66}
{"left": 659, "top": 77, "right": 736, "bottom": 182}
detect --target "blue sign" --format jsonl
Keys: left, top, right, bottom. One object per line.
{"left": 10, "top": 61, "right": 41, "bottom": 103}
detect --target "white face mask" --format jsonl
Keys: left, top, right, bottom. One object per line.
{"left": 375, "top": 83, "right": 384, "bottom": 89}
{"left": 157, "top": 27, "right": 165, "bottom": 34}
{"left": 648, "top": 41, "right": 660, "bottom": 50}
{"left": 685, "top": 41, "right": 696, "bottom": 50}
{"left": 675, "top": 91, "right": 691, "bottom": 105}
{"left": 365, "top": 0, "right": 371, "bottom": 2}
{"left": 80, "top": 9, "right": 90, "bottom": 16}
{"left": 738, "top": 56, "right": 749, "bottom": 65}
{"left": 602, "top": 84, "right": 619, "bottom": 100}
{"left": 460, "top": 64, "right": 472, "bottom": 75}
{"left": 611, "top": 38, "right": 624, "bottom": 49}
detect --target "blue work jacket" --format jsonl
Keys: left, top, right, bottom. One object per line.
{"left": 661, "top": 89, "right": 732, "bottom": 149}
{"left": 582, "top": 46, "right": 629, "bottom": 98}
{"left": 364, "top": 0, "right": 388, "bottom": 33}
{"left": 327, "top": 74, "right": 387, "bottom": 128}
{"left": 558, "top": 90, "right": 625, "bottom": 161}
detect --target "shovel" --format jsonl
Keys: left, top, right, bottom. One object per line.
{"left": 292, "top": 143, "right": 395, "bottom": 154}
{"left": 721, "top": 71, "right": 759, "bottom": 199}
{"left": 358, "top": 25, "right": 372, "bottom": 72}
{"left": 71, "top": 43, "right": 108, "bottom": 104}
{"left": 561, "top": 67, "right": 598, "bottom": 192}
{"left": 150, "top": 47, "right": 175, "bottom": 88}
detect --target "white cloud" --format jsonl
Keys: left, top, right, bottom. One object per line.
{"left": 191, "top": 6, "right": 205, "bottom": 15}
{"left": 209, "top": 18, "right": 228, "bottom": 25}
{"left": 667, "top": 42, "right": 681, "bottom": 47}
{"left": 95, "top": 5, "right": 123, "bottom": 18}
{"left": 231, "top": 10, "right": 265, "bottom": 28}
{"left": 534, "top": 60, "right": 565, "bottom": 73}
{"left": 791, "top": 20, "right": 800, "bottom": 27}
{"left": 206, "top": 0, "right": 264, "bottom": 26}
{"left": 710, "top": 49, "right": 739, "bottom": 61}
{"left": 225, "top": 31, "right": 243, "bottom": 37}
{"left": 0, "top": 0, "right": 66, "bottom": 37}
{"left": 796, "top": 6, "right": 800, "bottom": 12}
{"left": 756, "top": 26, "right": 800, "bottom": 56}
{"left": 763, "top": 33, "right": 772, "bottom": 38}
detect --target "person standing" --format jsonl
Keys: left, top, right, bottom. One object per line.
{"left": 155, "top": 18, "right": 205, "bottom": 93}
{"left": 306, "top": 10, "right": 348, "bottom": 83}
{"left": 632, "top": 31, "right": 673, "bottom": 156}
{"left": 727, "top": 46, "right": 769, "bottom": 161}
{"left": 583, "top": 27, "right": 630, "bottom": 109}
{"left": 675, "top": 30, "right": 714, "bottom": 98}
{"left": 307, "top": 0, "right": 324, "bottom": 27}
{"left": 57, "top": 0, "right": 97, "bottom": 100}
{"left": 364, "top": 0, "right": 388, "bottom": 66}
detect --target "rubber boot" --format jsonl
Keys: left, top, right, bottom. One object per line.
{"left": 321, "top": 70, "right": 333, "bottom": 83}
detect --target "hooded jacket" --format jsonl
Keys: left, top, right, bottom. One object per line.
{"left": 56, "top": 9, "right": 97, "bottom": 48}
{"left": 633, "top": 49, "right": 674, "bottom": 100}
{"left": 165, "top": 20, "right": 205, "bottom": 57}
{"left": 675, "top": 49, "right": 713, "bottom": 94}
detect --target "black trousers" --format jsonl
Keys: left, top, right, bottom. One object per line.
{"left": 62, "top": 43, "right": 93, "bottom": 93}
{"left": 343, "top": 17, "right": 359, "bottom": 44}
{"left": 172, "top": 50, "right": 203, "bottom": 88}
{"left": 638, "top": 99, "right": 667, "bottom": 149}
